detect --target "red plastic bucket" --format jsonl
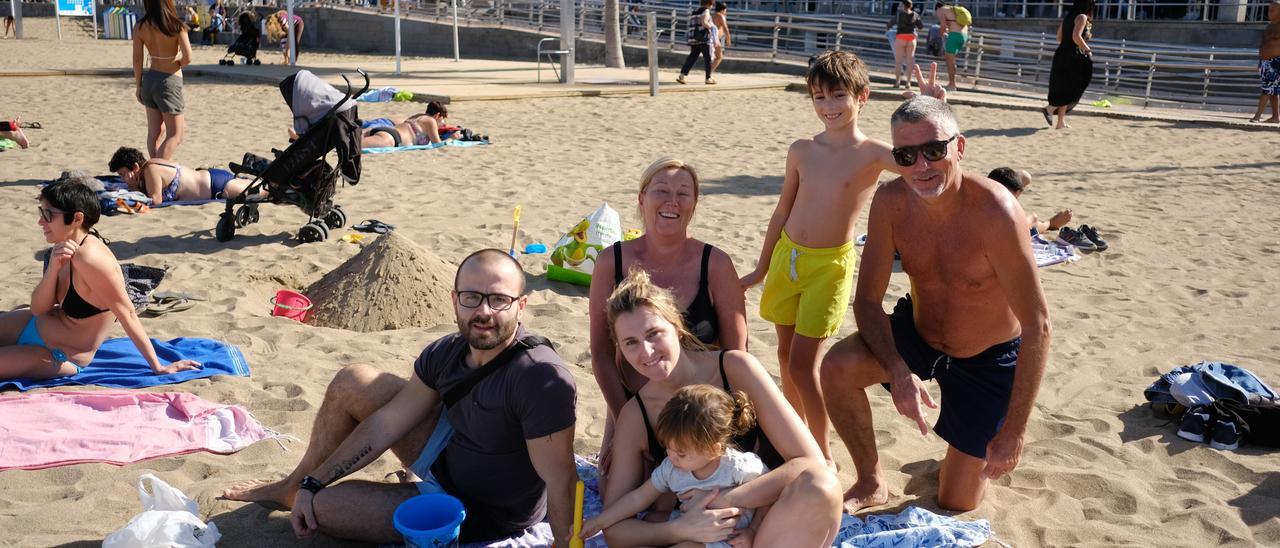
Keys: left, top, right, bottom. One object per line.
{"left": 270, "top": 290, "right": 312, "bottom": 322}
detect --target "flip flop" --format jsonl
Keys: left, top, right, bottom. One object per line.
{"left": 19, "top": 121, "right": 41, "bottom": 129}
{"left": 1040, "top": 107, "right": 1053, "bottom": 127}
{"left": 352, "top": 219, "right": 395, "bottom": 234}
{"left": 141, "top": 295, "right": 198, "bottom": 317}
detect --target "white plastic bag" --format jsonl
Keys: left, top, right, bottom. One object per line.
{"left": 102, "top": 474, "right": 221, "bottom": 548}
{"left": 546, "top": 203, "right": 622, "bottom": 286}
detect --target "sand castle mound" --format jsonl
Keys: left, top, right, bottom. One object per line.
{"left": 306, "top": 232, "right": 455, "bottom": 332}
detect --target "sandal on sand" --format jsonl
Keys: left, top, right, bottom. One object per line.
{"left": 141, "top": 294, "right": 199, "bottom": 317}
{"left": 352, "top": 219, "right": 396, "bottom": 234}
{"left": 1040, "top": 107, "right": 1054, "bottom": 127}
{"left": 19, "top": 121, "right": 41, "bottom": 129}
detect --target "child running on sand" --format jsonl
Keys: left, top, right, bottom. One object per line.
{"left": 741, "top": 52, "right": 946, "bottom": 463}
{"left": 580, "top": 384, "right": 767, "bottom": 547}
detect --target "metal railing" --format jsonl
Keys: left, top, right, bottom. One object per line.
{"left": 199, "top": 0, "right": 1261, "bottom": 110}
{"left": 400, "top": 0, "right": 1256, "bottom": 110}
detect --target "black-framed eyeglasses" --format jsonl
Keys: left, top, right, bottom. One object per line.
{"left": 891, "top": 135, "right": 958, "bottom": 167}
{"left": 37, "top": 206, "right": 58, "bottom": 223}
{"left": 455, "top": 290, "right": 519, "bottom": 311}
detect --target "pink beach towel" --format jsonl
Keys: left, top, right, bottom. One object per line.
{"left": 0, "top": 390, "right": 276, "bottom": 471}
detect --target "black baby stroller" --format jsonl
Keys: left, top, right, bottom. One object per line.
{"left": 221, "top": 10, "right": 261, "bottom": 65}
{"left": 220, "top": 11, "right": 261, "bottom": 65}
{"left": 216, "top": 69, "right": 368, "bottom": 243}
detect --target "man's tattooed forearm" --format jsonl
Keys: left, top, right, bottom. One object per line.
{"left": 325, "top": 445, "right": 373, "bottom": 484}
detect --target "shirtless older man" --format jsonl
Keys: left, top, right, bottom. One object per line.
{"left": 821, "top": 96, "right": 1051, "bottom": 513}
{"left": 1251, "top": 0, "right": 1280, "bottom": 123}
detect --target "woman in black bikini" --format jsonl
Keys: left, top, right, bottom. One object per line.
{"left": 596, "top": 269, "right": 841, "bottom": 547}
{"left": 0, "top": 181, "right": 202, "bottom": 381}
{"left": 588, "top": 157, "right": 748, "bottom": 475}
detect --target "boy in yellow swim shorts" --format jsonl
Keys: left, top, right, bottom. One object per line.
{"left": 742, "top": 50, "right": 922, "bottom": 462}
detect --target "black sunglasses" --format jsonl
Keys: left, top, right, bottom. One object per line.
{"left": 455, "top": 290, "right": 519, "bottom": 311}
{"left": 891, "top": 135, "right": 958, "bottom": 167}
{"left": 37, "top": 206, "right": 59, "bottom": 223}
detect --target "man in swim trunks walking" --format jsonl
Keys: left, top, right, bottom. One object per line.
{"left": 821, "top": 96, "right": 1051, "bottom": 514}
{"left": 1250, "top": 0, "right": 1280, "bottom": 123}
{"left": 935, "top": 2, "right": 968, "bottom": 91}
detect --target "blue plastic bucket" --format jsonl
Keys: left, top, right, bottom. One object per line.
{"left": 393, "top": 494, "right": 466, "bottom": 548}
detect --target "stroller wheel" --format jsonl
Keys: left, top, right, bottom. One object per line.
{"left": 253, "top": 59, "right": 261, "bottom": 65}
{"left": 298, "top": 222, "right": 328, "bottom": 243}
{"left": 323, "top": 205, "right": 347, "bottom": 230}
{"left": 235, "top": 205, "right": 259, "bottom": 228}
{"left": 215, "top": 213, "right": 236, "bottom": 242}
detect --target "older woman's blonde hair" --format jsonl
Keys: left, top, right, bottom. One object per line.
{"left": 607, "top": 268, "right": 707, "bottom": 358}
{"left": 637, "top": 157, "right": 701, "bottom": 229}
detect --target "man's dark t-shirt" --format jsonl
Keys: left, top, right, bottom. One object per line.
{"left": 413, "top": 326, "right": 577, "bottom": 543}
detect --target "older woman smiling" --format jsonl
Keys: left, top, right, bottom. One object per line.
{"left": 589, "top": 157, "right": 749, "bottom": 475}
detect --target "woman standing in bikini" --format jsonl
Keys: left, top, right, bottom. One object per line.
{"left": 132, "top": 0, "right": 192, "bottom": 161}
{"left": 0, "top": 182, "right": 201, "bottom": 381}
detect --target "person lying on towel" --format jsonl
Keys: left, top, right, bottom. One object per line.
{"left": 109, "top": 146, "right": 252, "bottom": 205}
{"left": 0, "top": 181, "right": 202, "bottom": 381}
{"left": 359, "top": 101, "right": 461, "bottom": 148}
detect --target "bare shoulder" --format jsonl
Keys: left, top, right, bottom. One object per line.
{"left": 719, "top": 349, "right": 767, "bottom": 383}
{"left": 872, "top": 175, "right": 909, "bottom": 205}
{"left": 964, "top": 173, "right": 1018, "bottom": 210}
{"left": 76, "top": 239, "right": 121, "bottom": 277}
{"left": 788, "top": 137, "right": 817, "bottom": 156}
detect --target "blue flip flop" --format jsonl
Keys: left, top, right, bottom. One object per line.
{"left": 352, "top": 219, "right": 396, "bottom": 234}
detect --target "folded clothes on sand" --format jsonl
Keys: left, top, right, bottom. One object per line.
{"left": 0, "top": 337, "right": 250, "bottom": 392}
{"left": 0, "top": 390, "right": 277, "bottom": 471}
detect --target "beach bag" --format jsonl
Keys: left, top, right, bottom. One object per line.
{"left": 103, "top": 474, "right": 221, "bottom": 548}
{"left": 926, "top": 24, "right": 944, "bottom": 57}
{"left": 1215, "top": 399, "right": 1280, "bottom": 448}
{"left": 952, "top": 5, "right": 973, "bottom": 26}
{"left": 687, "top": 8, "right": 710, "bottom": 45}
{"left": 546, "top": 203, "right": 621, "bottom": 286}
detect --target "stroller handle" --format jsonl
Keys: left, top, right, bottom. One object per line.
{"left": 338, "top": 69, "right": 372, "bottom": 110}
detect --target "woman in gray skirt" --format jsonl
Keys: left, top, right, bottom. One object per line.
{"left": 132, "top": 0, "right": 193, "bottom": 160}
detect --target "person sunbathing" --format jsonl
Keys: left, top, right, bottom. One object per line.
{"left": 360, "top": 101, "right": 458, "bottom": 148}
{"left": 0, "top": 181, "right": 201, "bottom": 381}
{"left": 108, "top": 146, "right": 251, "bottom": 205}
{"left": 1, "top": 116, "right": 30, "bottom": 149}
{"left": 987, "top": 167, "right": 1071, "bottom": 235}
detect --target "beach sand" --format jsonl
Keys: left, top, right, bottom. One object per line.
{"left": 1, "top": 18, "right": 1278, "bottom": 547}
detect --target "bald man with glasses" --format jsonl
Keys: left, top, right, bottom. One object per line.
{"left": 224, "top": 248, "right": 579, "bottom": 547}
{"left": 821, "top": 96, "right": 1051, "bottom": 514}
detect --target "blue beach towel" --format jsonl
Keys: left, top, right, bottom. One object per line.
{"left": 361, "top": 140, "right": 490, "bottom": 155}
{"left": 448, "top": 457, "right": 994, "bottom": 548}
{"left": 0, "top": 337, "right": 250, "bottom": 392}
{"left": 834, "top": 506, "right": 995, "bottom": 547}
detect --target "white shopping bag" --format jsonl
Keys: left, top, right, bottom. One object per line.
{"left": 102, "top": 474, "right": 221, "bottom": 548}
{"left": 546, "top": 203, "right": 622, "bottom": 286}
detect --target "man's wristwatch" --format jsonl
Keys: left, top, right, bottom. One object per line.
{"left": 299, "top": 475, "right": 326, "bottom": 494}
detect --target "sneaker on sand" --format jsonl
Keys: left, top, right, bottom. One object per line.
{"left": 705, "top": 78, "right": 717, "bottom": 85}
{"left": 1176, "top": 406, "right": 1212, "bottom": 443}
{"left": 676, "top": 74, "right": 687, "bottom": 84}
{"left": 1079, "top": 224, "right": 1108, "bottom": 251}
{"left": 1056, "top": 227, "right": 1097, "bottom": 251}
{"left": 1209, "top": 417, "right": 1242, "bottom": 450}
